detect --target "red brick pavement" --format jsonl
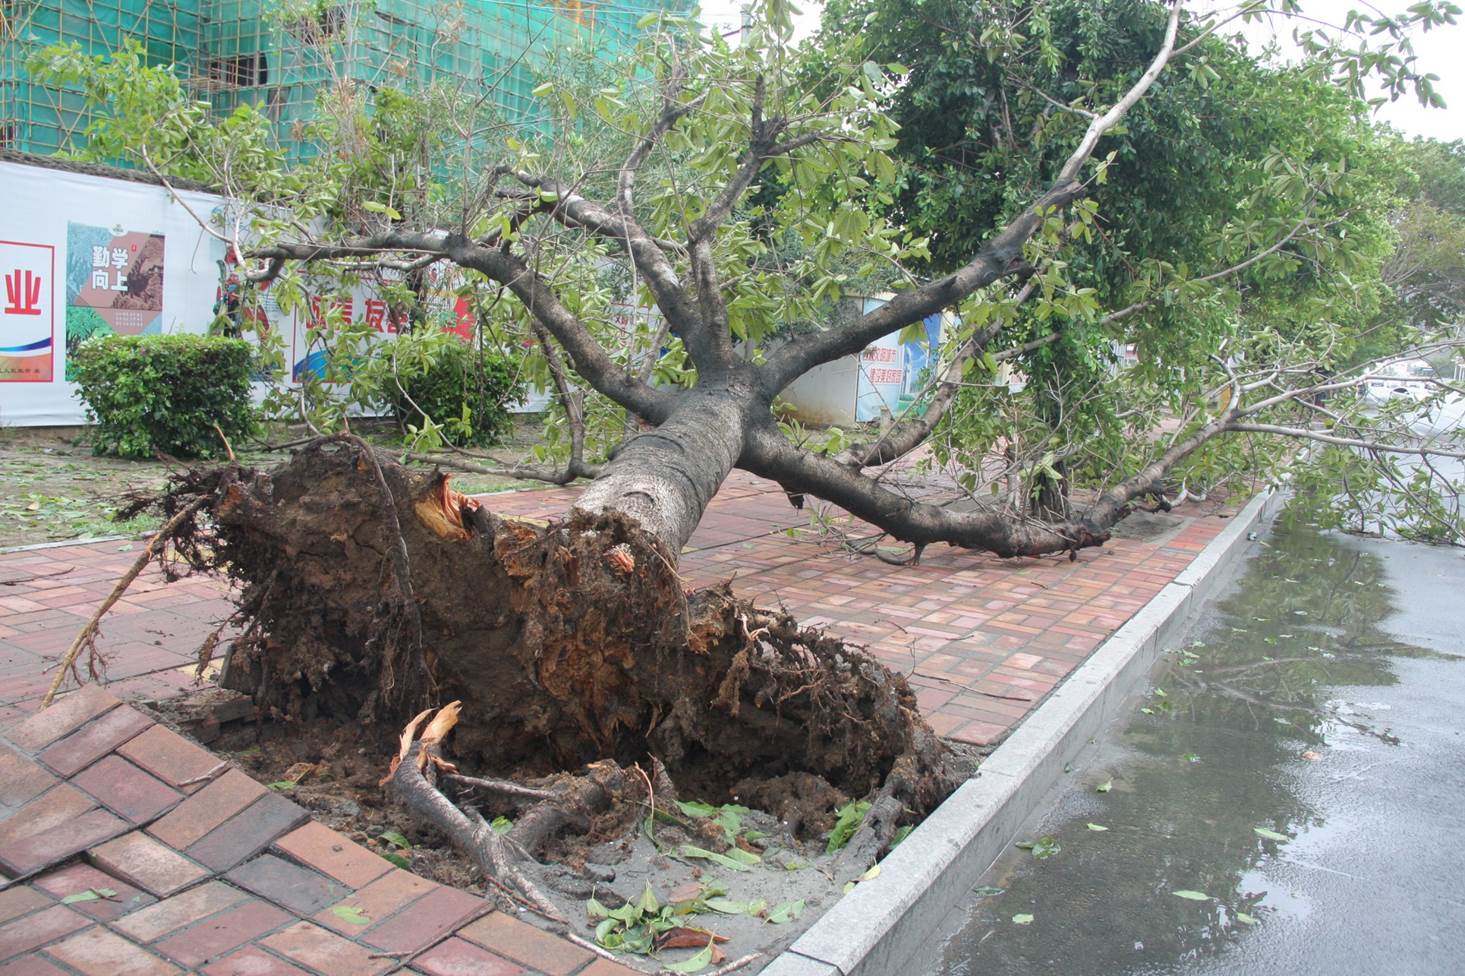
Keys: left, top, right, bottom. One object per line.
{"left": 0, "top": 687, "right": 635, "bottom": 974}
{"left": 0, "top": 470, "right": 1225, "bottom": 745}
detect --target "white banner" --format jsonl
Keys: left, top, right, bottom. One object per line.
{"left": 0, "top": 159, "right": 237, "bottom": 425}
{"left": 0, "top": 158, "right": 551, "bottom": 425}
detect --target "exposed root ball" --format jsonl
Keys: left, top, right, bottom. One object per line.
{"left": 160, "top": 439, "right": 953, "bottom": 823}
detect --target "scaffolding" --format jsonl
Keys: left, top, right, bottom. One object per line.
{"left": 1, "top": 0, "right": 690, "bottom": 161}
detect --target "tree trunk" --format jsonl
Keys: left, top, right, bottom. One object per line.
{"left": 170, "top": 430, "right": 951, "bottom": 824}
{"left": 573, "top": 386, "right": 755, "bottom": 552}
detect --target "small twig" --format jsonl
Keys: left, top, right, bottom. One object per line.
{"left": 174, "top": 760, "right": 230, "bottom": 788}
{"left": 43, "top": 497, "right": 207, "bottom": 707}
{"left": 445, "top": 773, "right": 556, "bottom": 802}
{"left": 0, "top": 566, "right": 74, "bottom": 586}
{"left": 695, "top": 952, "right": 761, "bottom": 976}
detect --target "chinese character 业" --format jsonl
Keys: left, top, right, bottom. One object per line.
{"left": 4, "top": 269, "right": 43, "bottom": 315}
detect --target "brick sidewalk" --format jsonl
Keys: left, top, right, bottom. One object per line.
{"left": 0, "top": 685, "right": 635, "bottom": 975}
{"left": 0, "top": 470, "right": 1225, "bottom": 744}
{"left": 0, "top": 472, "right": 1229, "bottom": 972}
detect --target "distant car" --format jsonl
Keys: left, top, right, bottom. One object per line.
{"left": 1364, "top": 358, "right": 1437, "bottom": 403}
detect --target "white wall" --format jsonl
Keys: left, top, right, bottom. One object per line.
{"left": 0, "top": 159, "right": 234, "bottom": 425}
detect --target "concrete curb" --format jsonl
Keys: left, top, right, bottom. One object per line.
{"left": 764, "top": 488, "right": 1287, "bottom": 976}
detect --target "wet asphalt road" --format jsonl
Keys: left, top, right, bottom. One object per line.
{"left": 906, "top": 523, "right": 1465, "bottom": 976}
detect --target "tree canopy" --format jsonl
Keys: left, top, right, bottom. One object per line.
{"left": 29, "top": 0, "right": 1465, "bottom": 552}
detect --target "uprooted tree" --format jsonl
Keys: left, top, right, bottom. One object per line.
{"left": 33, "top": 0, "right": 1465, "bottom": 917}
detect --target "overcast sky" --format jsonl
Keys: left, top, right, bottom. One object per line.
{"left": 693, "top": 0, "right": 1463, "bottom": 141}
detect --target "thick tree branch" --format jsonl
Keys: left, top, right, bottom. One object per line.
{"left": 444, "top": 236, "right": 672, "bottom": 422}
{"left": 741, "top": 421, "right": 1108, "bottom": 557}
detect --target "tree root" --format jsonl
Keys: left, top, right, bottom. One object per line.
{"left": 43, "top": 496, "right": 208, "bottom": 707}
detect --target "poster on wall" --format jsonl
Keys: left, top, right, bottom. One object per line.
{"left": 854, "top": 296, "right": 942, "bottom": 422}
{"left": 1, "top": 239, "right": 55, "bottom": 383}
{"left": 64, "top": 223, "right": 165, "bottom": 378}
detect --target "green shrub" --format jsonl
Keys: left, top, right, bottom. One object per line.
{"left": 72, "top": 334, "right": 256, "bottom": 459}
{"left": 355, "top": 330, "right": 525, "bottom": 448}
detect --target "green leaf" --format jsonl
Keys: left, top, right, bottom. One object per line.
{"left": 1172, "top": 890, "right": 1211, "bottom": 901}
{"left": 61, "top": 890, "right": 101, "bottom": 904}
{"left": 1236, "top": 912, "right": 1259, "bottom": 925}
{"left": 766, "top": 899, "right": 805, "bottom": 924}
{"left": 1086, "top": 823, "right": 1108, "bottom": 831}
{"left": 675, "top": 800, "right": 719, "bottom": 818}
{"left": 266, "top": 781, "right": 295, "bottom": 791}
{"left": 825, "top": 800, "right": 872, "bottom": 854}
{"left": 491, "top": 816, "right": 512, "bottom": 834}
{"left": 662, "top": 940, "right": 716, "bottom": 973}
{"left": 703, "top": 897, "right": 751, "bottom": 915}
{"left": 330, "top": 905, "right": 371, "bottom": 926}
{"left": 1253, "top": 827, "right": 1289, "bottom": 842}
{"left": 380, "top": 851, "right": 410, "bottom": 870}
{"left": 971, "top": 885, "right": 1004, "bottom": 897}
{"left": 530, "top": 81, "right": 553, "bottom": 97}
{"left": 638, "top": 882, "right": 659, "bottom": 915}
{"left": 1015, "top": 836, "right": 1060, "bottom": 859}
{"left": 378, "top": 831, "right": 411, "bottom": 850}
{"left": 678, "top": 845, "right": 753, "bottom": 872}
{"left": 1096, "top": 779, "right": 1113, "bottom": 793}
{"left": 1012, "top": 913, "right": 1034, "bottom": 925}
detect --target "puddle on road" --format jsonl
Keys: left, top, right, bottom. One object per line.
{"left": 908, "top": 523, "right": 1465, "bottom": 976}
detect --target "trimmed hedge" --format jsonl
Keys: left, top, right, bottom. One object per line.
{"left": 356, "top": 330, "right": 524, "bottom": 448}
{"left": 72, "top": 334, "right": 256, "bottom": 459}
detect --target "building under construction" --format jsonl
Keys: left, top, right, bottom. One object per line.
{"left": 0, "top": 0, "right": 689, "bottom": 160}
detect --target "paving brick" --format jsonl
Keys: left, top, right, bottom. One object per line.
{"left": 273, "top": 821, "right": 393, "bottom": 890}
{"left": 260, "top": 921, "right": 395, "bottom": 976}
{"left": 200, "top": 945, "right": 309, "bottom": 976}
{"left": 32, "top": 863, "right": 156, "bottom": 921}
{"left": 225, "top": 854, "right": 350, "bottom": 916}
{"left": 0, "top": 955, "right": 70, "bottom": 975}
{"left": 458, "top": 911, "right": 592, "bottom": 975}
{"left": 72, "top": 756, "right": 183, "bottom": 824}
{"left": 44, "top": 925, "right": 182, "bottom": 976}
{"left": 147, "top": 768, "right": 267, "bottom": 850}
{"left": 0, "top": 744, "right": 55, "bottom": 810}
{"left": 3, "top": 686, "right": 117, "bottom": 752}
{"left": 185, "top": 793, "right": 309, "bottom": 873}
{"left": 360, "top": 885, "right": 488, "bottom": 955}
{"left": 152, "top": 899, "right": 292, "bottom": 968}
{"left": 115, "top": 724, "right": 225, "bottom": 793}
{"left": 412, "top": 936, "right": 524, "bottom": 976}
{"left": 112, "top": 881, "right": 250, "bottom": 943}
{"left": 0, "top": 904, "right": 89, "bottom": 962}
{"left": 0, "top": 887, "right": 49, "bottom": 925}
{"left": 89, "top": 832, "right": 208, "bottom": 898}
{"left": 312, "top": 869, "right": 434, "bottom": 936}
{"left": 0, "top": 806, "right": 129, "bottom": 878}
{"left": 0, "top": 783, "right": 95, "bottom": 850}
{"left": 36, "top": 707, "right": 152, "bottom": 778}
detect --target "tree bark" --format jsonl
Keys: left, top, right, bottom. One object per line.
{"left": 573, "top": 384, "right": 756, "bottom": 552}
